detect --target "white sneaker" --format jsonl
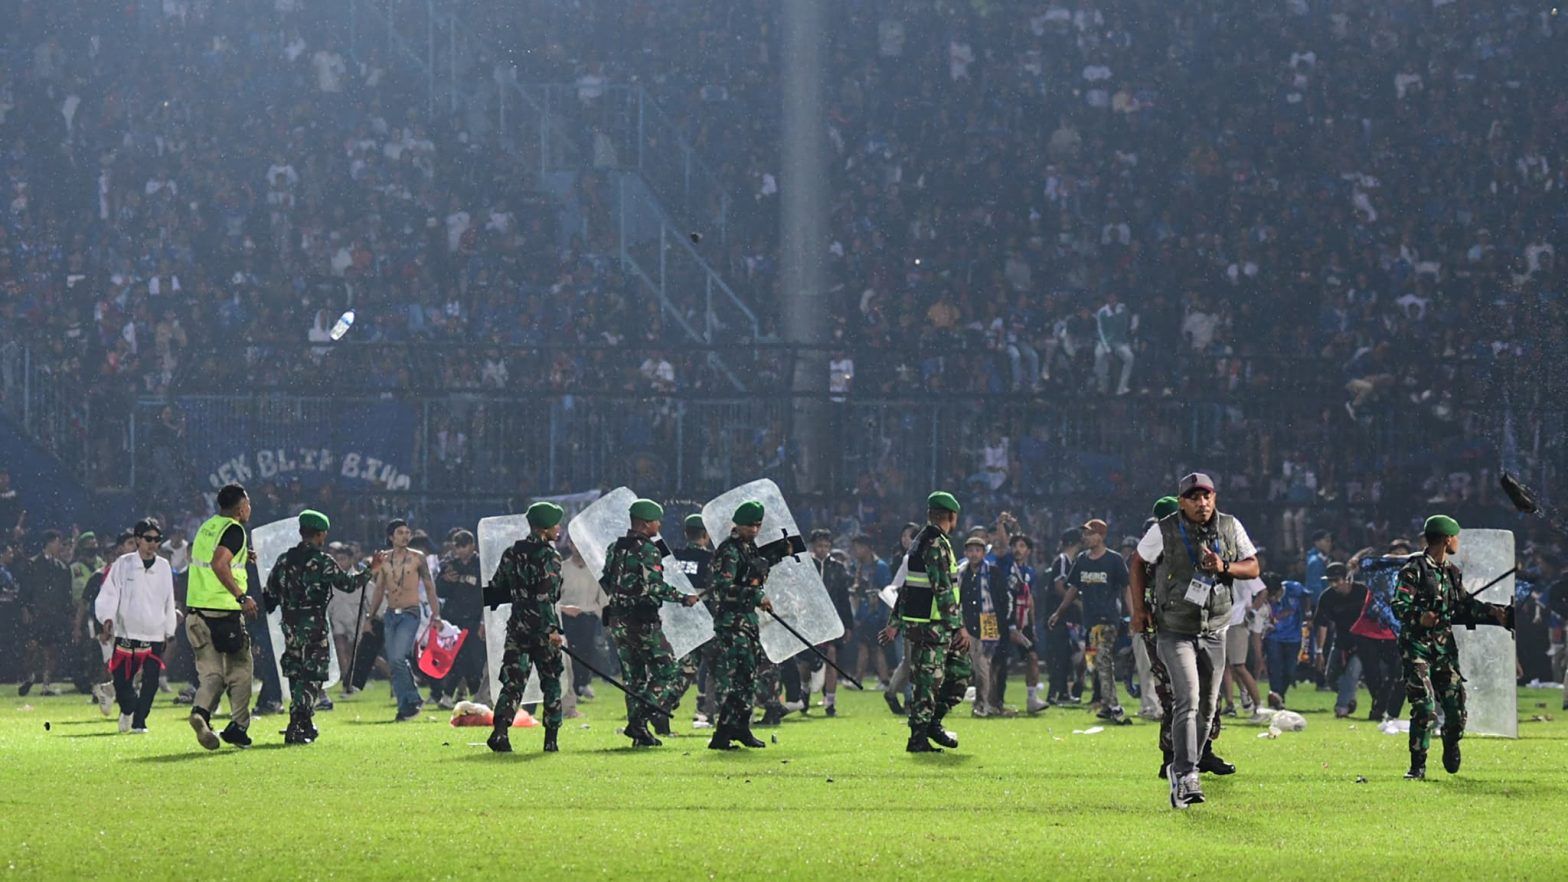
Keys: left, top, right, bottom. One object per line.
{"left": 436, "top": 696, "right": 456, "bottom": 711}
{"left": 130, "top": 727, "right": 148, "bottom": 735}
{"left": 692, "top": 720, "right": 713, "bottom": 730}
{"left": 963, "top": 686, "right": 977, "bottom": 702}
{"left": 1027, "top": 698, "right": 1049, "bottom": 715}
{"left": 783, "top": 700, "right": 805, "bottom": 713}
{"left": 119, "top": 713, "right": 133, "bottom": 734}
{"left": 94, "top": 683, "right": 114, "bottom": 716}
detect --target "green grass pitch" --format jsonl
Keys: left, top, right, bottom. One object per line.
{"left": 3, "top": 683, "right": 1565, "bottom": 879}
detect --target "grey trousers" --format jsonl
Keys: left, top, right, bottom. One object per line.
{"left": 1156, "top": 629, "right": 1227, "bottom": 776}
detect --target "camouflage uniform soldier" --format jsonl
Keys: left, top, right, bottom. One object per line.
{"left": 263, "top": 510, "right": 385, "bottom": 745}
{"left": 603, "top": 498, "right": 701, "bottom": 747}
{"left": 883, "top": 491, "right": 973, "bottom": 753}
{"left": 1394, "top": 515, "right": 1512, "bottom": 779}
{"left": 706, "top": 501, "right": 773, "bottom": 751}
{"left": 488, "top": 502, "right": 568, "bottom": 754}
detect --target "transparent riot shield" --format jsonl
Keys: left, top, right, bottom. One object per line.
{"left": 1451, "top": 528, "right": 1518, "bottom": 738}
{"left": 701, "top": 479, "right": 844, "bottom": 663}
{"left": 565, "top": 486, "right": 713, "bottom": 658}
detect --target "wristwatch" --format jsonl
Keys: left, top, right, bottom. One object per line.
{"left": 1222, "top": 560, "right": 1231, "bottom": 575}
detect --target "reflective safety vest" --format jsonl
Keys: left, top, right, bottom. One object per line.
{"left": 188, "top": 514, "right": 248, "bottom": 610}
{"left": 900, "top": 527, "right": 960, "bottom": 624}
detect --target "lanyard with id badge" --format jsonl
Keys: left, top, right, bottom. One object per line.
{"left": 1178, "top": 520, "right": 1221, "bottom": 607}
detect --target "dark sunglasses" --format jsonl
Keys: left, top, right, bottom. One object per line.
{"left": 139, "top": 534, "right": 164, "bottom": 543}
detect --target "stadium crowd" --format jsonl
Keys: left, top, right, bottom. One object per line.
{"left": 1, "top": 2, "right": 1566, "bottom": 714}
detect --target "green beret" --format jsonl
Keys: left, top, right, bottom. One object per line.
{"left": 1423, "top": 514, "right": 1461, "bottom": 537}
{"left": 733, "top": 501, "right": 765, "bottom": 526}
{"left": 629, "top": 498, "right": 664, "bottom": 522}
{"left": 1152, "top": 496, "right": 1180, "bottom": 519}
{"left": 927, "top": 491, "right": 961, "bottom": 514}
{"left": 299, "top": 510, "right": 331, "bottom": 533}
{"left": 684, "top": 513, "right": 707, "bottom": 530}
{"left": 526, "top": 501, "right": 564, "bottom": 530}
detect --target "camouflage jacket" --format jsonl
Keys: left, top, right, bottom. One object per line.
{"left": 266, "top": 542, "right": 372, "bottom": 626}
{"left": 493, "top": 537, "right": 562, "bottom": 640}
{"left": 894, "top": 525, "right": 962, "bottom": 641}
{"left": 1392, "top": 553, "right": 1501, "bottom": 662}
{"left": 602, "top": 531, "right": 683, "bottom": 622}
{"left": 710, "top": 533, "right": 769, "bottom": 629}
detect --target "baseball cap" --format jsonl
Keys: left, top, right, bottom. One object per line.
{"left": 963, "top": 536, "right": 987, "bottom": 549}
{"left": 1081, "top": 518, "right": 1108, "bottom": 536}
{"left": 1179, "top": 472, "right": 1216, "bottom": 496}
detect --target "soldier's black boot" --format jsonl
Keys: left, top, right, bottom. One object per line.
{"left": 542, "top": 726, "right": 559, "bottom": 752}
{"left": 1198, "top": 746, "right": 1235, "bottom": 775}
{"left": 651, "top": 712, "right": 672, "bottom": 737}
{"left": 1441, "top": 732, "right": 1461, "bottom": 774}
{"left": 1404, "top": 750, "right": 1427, "bottom": 780}
{"left": 927, "top": 720, "right": 958, "bottom": 749}
{"left": 906, "top": 731, "right": 940, "bottom": 753}
{"left": 627, "top": 717, "right": 661, "bottom": 747}
{"left": 708, "top": 726, "right": 738, "bottom": 751}
{"left": 757, "top": 704, "right": 784, "bottom": 727}
{"left": 736, "top": 718, "right": 766, "bottom": 748}
{"left": 487, "top": 726, "right": 512, "bottom": 753}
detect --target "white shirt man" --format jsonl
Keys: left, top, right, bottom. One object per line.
{"left": 96, "top": 521, "right": 178, "bottom": 733}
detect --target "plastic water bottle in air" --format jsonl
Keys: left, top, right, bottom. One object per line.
{"left": 329, "top": 310, "right": 355, "bottom": 341}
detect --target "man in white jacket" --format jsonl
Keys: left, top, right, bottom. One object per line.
{"left": 96, "top": 518, "right": 178, "bottom": 733}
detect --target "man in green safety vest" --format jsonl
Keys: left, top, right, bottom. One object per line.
{"left": 185, "top": 483, "right": 260, "bottom": 750}
{"left": 882, "top": 491, "right": 973, "bottom": 753}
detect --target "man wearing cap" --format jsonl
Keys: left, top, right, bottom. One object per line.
{"left": 883, "top": 491, "right": 973, "bottom": 753}
{"left": 1051, "top": 518, "right": 1132, "bottom": 725}
{"left": 1129, "top": 473, "right": 1259, "bottom": 808}
{"left": 602, "top": 498, "right": 701, "bottom": 747}
{"left": 957, "top": 535, "right": 1008, "bottom": 716}
{"left": 1138, "top": 497, "right": 1206, "bottom": 771}
{"left": 487, "top": 502, "right": 568, "bottom": 753}
{"left": 707, "top": 501, "right": 774, "bottom": 750}
{"left": 264, "top": 510, "right": 386, "bottom": 744}
{"left": 1393, "top": 515, "right": 1512, "bottom": 779}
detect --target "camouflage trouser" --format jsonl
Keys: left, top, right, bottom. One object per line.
{"left": 907, "top": 631, "right": 972, "bottom": 733}
{"left": 494, "top": 623, "right": 565, "bottom": 729}
{"left": 1403, "top": 654, "right": 1465, "bottom": 753}
{"left": 288, "top": 679, "right": 323, "bottom": 729}
{"left": 1142, "top": 631, "right": 1220, "bottom": 756}
{"left": 715, "top": 624, "right": 763, "bottom": 731}
{"left": 1090, "top": 623, "right": 1124, "bottom": 717}
{"left": 755, "top": 659, "right": 785, "bottom": 712}
{"left": 282, "top": 615, "right": 331, "bottom": 729}
{"left": 281, "top": 615, "right": 332, "bottom": 682}
{"left": 609, "top": 618, "right": 682, "bottom": 726}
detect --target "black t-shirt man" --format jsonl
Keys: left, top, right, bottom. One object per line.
{"left": 1067, "top": 549, "right": 1129, "bottom": 626}
{"left": 437, "top": 552, "right": 483, "bottom": 629}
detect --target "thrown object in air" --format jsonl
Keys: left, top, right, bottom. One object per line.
{"left": 329, "top": 310, "right": 355, "bottom": 341}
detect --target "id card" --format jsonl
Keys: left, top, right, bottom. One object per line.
{"left": 979, "top": 612, "right": 1000, "bottom": 642}
{"left": 1184, "top": 575, "right": 1214, "bottom": 606}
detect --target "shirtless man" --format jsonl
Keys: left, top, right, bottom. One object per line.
{"left": 364, "top": 519, "right": 441, "bottom": 721}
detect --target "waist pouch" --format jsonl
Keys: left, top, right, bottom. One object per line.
{"left": 198, "top": 611, "right": 247, "bottom": 654}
